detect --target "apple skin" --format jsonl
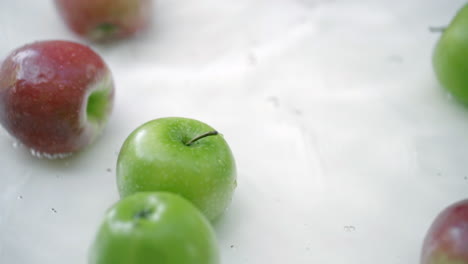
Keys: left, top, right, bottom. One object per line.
{"left": 421, "top": 199, "right": 468, "bottom": 264}
{"left": 0, "top": 40, "right": 114, "bottom": 157}
{"left": 54, "top": 0, "right": 152, "bottom": 42}
{"left": 433, "top": 4, "right": 468, "bottom": 103}
{"left": 89, "top": 192, "right": 220, "bottom": 264}
{"left": 116, "top": 117, "right": 237, "bottom": 221}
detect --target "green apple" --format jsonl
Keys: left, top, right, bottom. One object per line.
{"left": 116, "top": 117, "right": 237, "bottom": 221}
{"left": 89, "top": 192, "right": 219, "bottom": 264}
{"left": 433, "top": 3, "right": 468, "bottom": 103}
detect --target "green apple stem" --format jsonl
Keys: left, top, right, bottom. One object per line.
{"left": 134, "top": 208, "right": 153, "bottom": 219}
{"left": 429, "top": 26, "right": 446, "bottom": 33}
{"left": 186, "top": 131, "right": 218, "bottom": 146}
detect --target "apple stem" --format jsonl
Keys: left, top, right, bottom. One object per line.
{"left": 186, "top": 131, "right": 218, "bottom": 146}
{"left": 429, "top": 26, "right": 446, "bottom": 33}
{"left": 134, "top": 209, "right": 153, "bottom": 219}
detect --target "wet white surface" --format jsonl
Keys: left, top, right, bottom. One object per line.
{"left": 1, "top": 0, "right": 468, "bottom": 263}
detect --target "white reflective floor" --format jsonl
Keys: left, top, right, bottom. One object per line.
{"left": 1, "top": 0, "right": 468, "bottom": 263}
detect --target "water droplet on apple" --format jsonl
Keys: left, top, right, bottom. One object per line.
{"left": 29, "top": 148, "right": 72, "bottom": 159}
{"left": 44, "top": 152, "right": 73, "bottom": 159}
{"left": 86, "top": 64, "right": 97, "bottom": 79}
{"left": 30, "top": 149, "right": 43, "bottom": 158}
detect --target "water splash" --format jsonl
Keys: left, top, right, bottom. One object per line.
{"left": 29, "top": 149, "right": 73, "bottom": 160}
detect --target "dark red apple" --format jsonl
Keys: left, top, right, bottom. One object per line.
{"left": 0, "top": 40, "right": 114, "bottom": 158}
{"left": 421, "top": 199, "right": 468, "bottom": 264}
{"left": 54, "top": 0, "right": 153, "bottom": 42}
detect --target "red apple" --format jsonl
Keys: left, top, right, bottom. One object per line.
{"left": 0, "top": 40, "right": 115, "bottom": 158}
{"left": 421, "top": 199, "right": 468, "bottom": 264}
{"left": 54, "top": 0, "right": 153, "bottom": 42}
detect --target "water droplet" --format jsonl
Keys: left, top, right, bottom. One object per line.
{"left": 387, "top": 55, "right": 404, "bottom": 64}
{"left": 106, "top": 168, "right": 112, "bottom": 173}
{"left": 18, "top": 195, "right": 23, "bottom": 199}
{"left": 29, "top": 149, "right": 72, "bottom": 160}
{"left": 267, "top": 96, "right": 280, "bottom": 108}
{"left": 247, "top": 52, "right": 257, "bottom": 66}
{"left": 44, "top": 152, "right": 72, "bottom": 159}
{"left": 51, "top": 208, "right": 57, "bottom": 213}
{"left": 293, "top": 108, "right": 303, "bottom": 116}
{"left": 344, "top": 225, "right": 356, "bottom": 232}
{"left": 86, "top": 64, "right": 97, "bottom": 79}
{"left": 12, "top": 141, "right": 19, "bottom": 148}
{"left": 30, "top": 149, "right": 42, "bottom": 158}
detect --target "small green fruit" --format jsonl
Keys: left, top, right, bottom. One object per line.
{"left": 433, "top": 4, "right": 468, "bottom": 103}
{"left": 89, "top": 192, "right": 219, "bottom": 264}
{"left": 116, "top": 117, "right": 237, "bottom": 221}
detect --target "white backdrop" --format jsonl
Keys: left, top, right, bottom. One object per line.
{"left": 1, "top": 0, "right": 467, "bottom": 263}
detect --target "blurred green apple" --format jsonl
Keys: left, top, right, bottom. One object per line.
{"left": 433, "top": 3, "right": 468, "bottom": 103}
{"left": 89, "top": 192, "right": 219, "bottom": 264}
{"left": 116, "top": 117, "right": 237, "bottom": 221}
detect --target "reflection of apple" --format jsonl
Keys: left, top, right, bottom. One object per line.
{"left": 0, "top": 40, "right": 114, "bottom": 157}
{"left": 89, "top": 192, "right": 220, "bottom": 264}
{"left": 116, "top": 117, "right": 237, "bottom": 221}
{"left": 54, "top": 0, "right": 153, "bottom": 42}
{"left": 433, "top": 4, "right": 468, "bottom": 103}
{"left": 421, "top": 199, "right": 468, "bottom": 264}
